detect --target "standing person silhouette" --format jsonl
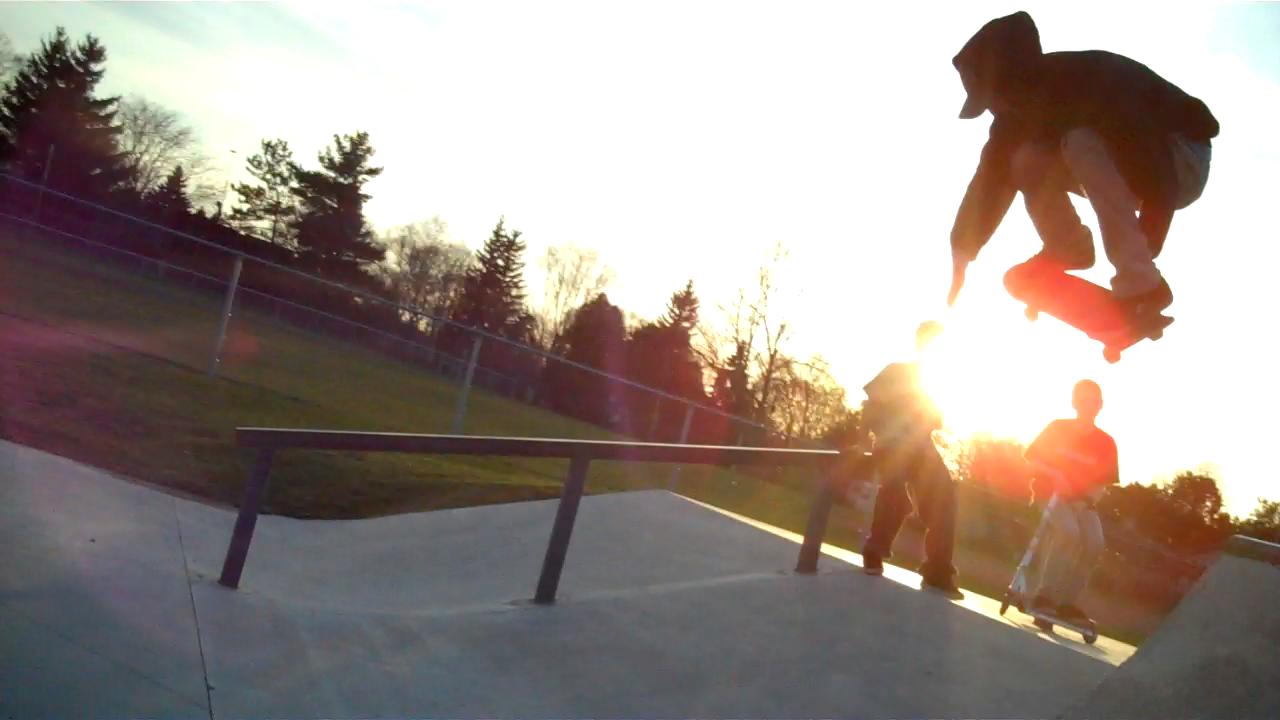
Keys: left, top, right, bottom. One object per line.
{"left": 859, "top": 321, "right": 961, "bottom": 599}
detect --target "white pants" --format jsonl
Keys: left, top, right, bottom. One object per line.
{"left": 1012, "top": 128, "right": 1211, "bottom": 297}
{"left": 1034, "top": 495, "right": 1105, "bottom": 606}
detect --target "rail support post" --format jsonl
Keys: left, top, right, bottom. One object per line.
{"left": 219, "top": 449, "right": 276, "bottom": 589}
{"left": 535, "top": 454, "right": 591, "bottom": 604}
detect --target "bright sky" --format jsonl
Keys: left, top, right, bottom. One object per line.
{"left": 4, "top": 2, "right": 1278, "bottom": 515}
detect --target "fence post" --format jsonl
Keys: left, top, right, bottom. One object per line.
{"left": 208, "top": 255, "right": 244, "bottom": 375}
{"left": 32, "top": 144, "right": 55, "bottom": 223}
{"left": 667, "top": 405, "right": 696, "bottom": 491}
{"left": 535, "top": 454, "right": 592, "bottom": 604}
{"left": 646, "top": 397, "right": 663, "bottom": 440}
{"left": 451, "top": 334, "right": 483, "bottom": 434}
{"left": 796, "top": 465, "right": 836, "bottom": 574}
{"left": 726, "top": 423, "right": 747, "bottom": 471}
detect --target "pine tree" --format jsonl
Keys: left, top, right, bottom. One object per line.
{"left": 0, "top": 27, "right": 130, "bottom": 199}
{"left": 624, "top": 281, "right": 708, "bottom": 438}
{"left": 652, "top": 280, "right": 701, "bottom": 371}
{"left": 146, "top": 164, "right": 192, "bottom": 220}
{"left": 291, "top": 132, "right": 384, "bottom": 285}
{"left": 540, "top": 293, "right": 627, "bottom": 425}
{"left": 229, "top": 138, "right": 297, "bottom": 247}
{"left": 449, "top": 217, "right": 531, "bottom": 337}
{"left": 660, "top": 279, "right": 700, "bottom": 330}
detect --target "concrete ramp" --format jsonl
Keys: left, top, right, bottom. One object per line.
{"left": 1061, "top": 535, "right": 1280, "bottom": 719}
{"left": 2, "top": 439, "right": 1132, "bottom": 718}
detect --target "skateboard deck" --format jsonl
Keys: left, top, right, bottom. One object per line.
{"left": 1003, "top": 260, "right": 1173, "bottom": 363}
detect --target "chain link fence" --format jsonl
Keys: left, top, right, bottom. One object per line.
{"left": 0, "top": 172, "right": 768, "bottom": 456}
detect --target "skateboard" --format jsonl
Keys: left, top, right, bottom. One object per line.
{"left": 998, "top": 495, "right": 1100, "bottom": 644}
{"left": 1003, "top": 260, "right": 1173, "bottom": 364}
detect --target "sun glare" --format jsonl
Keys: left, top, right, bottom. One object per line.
{"left": 917, "top": 288, "right": 1086, "bottom": 448}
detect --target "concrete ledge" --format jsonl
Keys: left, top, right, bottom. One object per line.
{"left": 1060, "top": 538, "right": 1280, "bottom": 719}
{"left": 1225, "top": 534, "right": 1280, "bottom": 566}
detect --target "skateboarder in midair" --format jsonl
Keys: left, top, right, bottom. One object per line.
{"left": 1024, "top": 379, "right": 1118, "bottom": 629}
{"left": 944, "top": 11, "right": 1218, "bottom": 331}
{"left": 859, "top": 321, "right": 962, "bottom": 598}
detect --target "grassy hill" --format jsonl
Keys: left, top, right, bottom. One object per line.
{"left": 0, "top": 224, "right": 829, "bottom": 516}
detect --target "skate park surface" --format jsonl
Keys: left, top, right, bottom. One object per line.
{"left": 1, "top": 437, "right": 1275, "bottom": 718}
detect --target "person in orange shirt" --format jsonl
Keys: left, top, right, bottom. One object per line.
{"left": 1024, "top": 379, "right": 1119, "bottom": 627}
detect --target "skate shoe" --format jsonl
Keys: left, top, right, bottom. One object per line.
{"left": 919, "top": 573, "right": 964, "bottom": 600}
{"left": 861, "top": 547, "right": 884, "bottom": 576}
{"left": 1118, "top": 279, "right": 1173, "bottom": 328}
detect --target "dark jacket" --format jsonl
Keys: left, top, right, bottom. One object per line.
{"left": 862, "top": 361, "right": 941, "bottom": 447}
{"left": 951, "top": 12, "right": 1219, "bottom": 262}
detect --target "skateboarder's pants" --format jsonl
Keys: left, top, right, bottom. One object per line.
{"left": 864, "top": 438, "right": 957, "bottom": 580}
{"left": 1012, "top": 128, "right": 1211, "bottom": 298}
{"left": 1034, "top": 498, "right": 1105, "bottom": 606}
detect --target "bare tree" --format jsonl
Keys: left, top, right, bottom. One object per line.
{"left": 116, "top": 95, "right": 218, "bottom": 206}
{"left": 768, "top": 354, "right": 850, "bottom": 441}
{"left": 700, "top": 240, "right": 802, "bottom": 432}
{"left": 379, "top": 217, "right": 473, "bottom": 327}
{"left": 700, "top": 287, "right": 754, "bottom": 418}
{"left": 752, "top": 253, "right": 791, "bottom": 421}
{"left": 725, "top": 241, "right": 793, "bottom": 424}
{"left": 535, "top": 244, "right": 614, "bottom": 350}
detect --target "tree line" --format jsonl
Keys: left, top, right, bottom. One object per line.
{"left": 0, "top": 26, "right": 854, "bottom": 447}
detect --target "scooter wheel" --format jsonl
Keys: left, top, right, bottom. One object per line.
{"left": 1025, "top": 306, "right": 1040, "bottom": 321}
{"left": 999, "top": 601, "right": 1009, "bottom": 616}
{"left": 1103, "top": 347, "right": 1121, "bottom": 363}
{"left": 1083, "top": 620, "right": 1099, "bottom": 645}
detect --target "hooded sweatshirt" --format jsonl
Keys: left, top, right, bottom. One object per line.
{"left": 950, "top": 12, "right": 1219, "bottom": 263}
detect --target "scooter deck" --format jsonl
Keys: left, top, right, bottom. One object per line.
{"left": 1000, "top": 593, "right": 1099, "bottom": 644}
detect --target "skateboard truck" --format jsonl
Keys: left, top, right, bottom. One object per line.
{"left": 1023, "top": 300, "right": 1174, "bottom": 363}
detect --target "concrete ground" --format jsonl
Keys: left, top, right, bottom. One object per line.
{"left": 1, "top": 438, "right": 1146, "bottom": 718}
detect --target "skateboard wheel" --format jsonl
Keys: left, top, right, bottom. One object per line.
{"left": 1024, "top": 307, "right": 1039, "bottom": 321}
{"left": 1083, "top": 620, "right": 1099, "bottom": 644}
{"left": 1103, "top": 347, "right": 1121, "bottom": 363}
{"left": 999, "top": 601, "right": 1009, "bottom": 616}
